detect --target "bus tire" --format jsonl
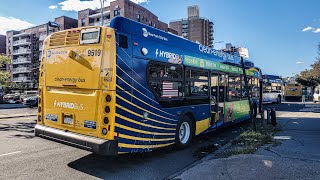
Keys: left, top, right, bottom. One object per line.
{"left": 175, "top": 115, "right": 193, "bottom": 148}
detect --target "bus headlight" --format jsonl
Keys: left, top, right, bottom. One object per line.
{"left": 104, "top": 117, "right": 109, "bottom": 124}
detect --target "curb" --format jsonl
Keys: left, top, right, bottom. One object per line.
{"left": 166, "top": 142, "right": 232, "bottom": 180}
{"left": 0, "top": 114, "right": 37, "bottom": 120}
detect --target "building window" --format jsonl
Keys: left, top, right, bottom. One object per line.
{"left": 153, "top": 23, "right": 156, "bottom": 28}
{"left": 114, "top": 10, "right": 120, "bottom": 16}
{"left": 137, "top": 14, "right": 140, "bottom": 22}
{"left": 96, "top": 17, "right": 100, "bottom": 22}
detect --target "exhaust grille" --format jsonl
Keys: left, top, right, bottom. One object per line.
{"left": 49, "top": 30, "right": 80, "bottom": 47}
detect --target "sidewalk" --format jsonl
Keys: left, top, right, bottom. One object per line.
{"left": 172, "top": 111, "right": 320, "bottom": 180}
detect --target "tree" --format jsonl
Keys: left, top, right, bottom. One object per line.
{"left": 297, "top": 43, "right": 320, "bottom": 88}
{"left": 0, "top": 54, "right": 11, "bottom": 87}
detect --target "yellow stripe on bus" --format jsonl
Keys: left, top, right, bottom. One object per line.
{"left": 116, "top": 104, "right": 176, "bottom": 126}
{"left": 116, "top": 113, "right": 175, "bottom": 131}
{"left": 195, "top": 118, "right": 210, "bottom": 135}
{"left": 118, "top": 142, "right": 175, "bottom": 149}
{"left": 117, "top": 85, "right": 176, "bottom": 117}
{"left": 116, "top": 95, "right": 177, "bottom": 121}
{"left": 115, "top": 123, "right": 175, "bottom": 136}
{"left": 116, "top": 65, "right": 152, "bottom": 94}
{"left": 117, "top": 75, "right": 158, "bottom": 104}
{"left": 119, "top": 134, "right": 175, "bottom": 142}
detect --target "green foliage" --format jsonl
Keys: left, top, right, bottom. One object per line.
{"left": 0, "top": 54, "right": 10, "bottom": 67}
{"left": 0, "top": 54, "right": 11, "bottom": 87}
{"left": 297, "top": 43, "right": 320, "bottom": 87}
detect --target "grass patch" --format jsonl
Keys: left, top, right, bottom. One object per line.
{"left": 221, "top": 118, "right": 282, "bottom": 157}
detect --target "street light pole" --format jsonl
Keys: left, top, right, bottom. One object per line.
{"left": 100, "top": 0, "right": 105, "bottom": 26}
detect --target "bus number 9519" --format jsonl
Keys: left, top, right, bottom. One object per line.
{"left": 88, "top": 49, "right": 101, "bottom": 56}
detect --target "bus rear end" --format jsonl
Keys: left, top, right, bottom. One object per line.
{"left": 285, "top": 84, "right": 302, "bottom": 101}
{"left": 35, "top": 26, "right": 118, "bottom": 155}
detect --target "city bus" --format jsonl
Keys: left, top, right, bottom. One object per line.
{"left": 285, "top": 83, "right": 302, "bottom": 101}
{"left": 35, "top": 17, "right": 262, "bottom": 155}
{"left": 262, "top": 74, "right": 284, "bottom": 103}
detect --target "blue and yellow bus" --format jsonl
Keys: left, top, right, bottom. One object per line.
{"left": 35, "top": 17, "right": 262, "bottom": 155}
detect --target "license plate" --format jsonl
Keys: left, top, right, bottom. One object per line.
{"left": 63, "top": 115, "right": 73, "bottom": 125}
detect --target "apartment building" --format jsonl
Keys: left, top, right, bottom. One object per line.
{"left": 78, "top": 0, "right": 169, "bottom": 32}
{"left": 169, "top": 5, "right": 214, "bottom": 47}
{"left": 0, "top": 35, "right": 5, "bottom": 55}
{"left": 6, "top": 16, "right": 77, "bottom": 88}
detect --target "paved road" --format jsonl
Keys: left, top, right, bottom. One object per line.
{"left": 0, "top": 102, "right": 313, "bottom": 179}
{"left": 175, "top": 102, "right": 320, "bottom": 180}
{"left": 0, "top": 103, "right": 27, "bottom": 109}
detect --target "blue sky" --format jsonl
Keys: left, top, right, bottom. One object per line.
{"left": 0, "top": 0, "right": 319, "bottom": 77}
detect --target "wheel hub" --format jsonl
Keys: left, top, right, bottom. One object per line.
{"left": 179, "top": 122, "right": 190, "bottom": 144}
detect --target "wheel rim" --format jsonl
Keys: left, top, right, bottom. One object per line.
{"left": 179, "top": 122, "right": 190, "bottom": 144}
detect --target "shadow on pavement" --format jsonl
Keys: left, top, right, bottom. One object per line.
{"left": 263, "top": 102, "right": 320, "bottom": 113}
{"left": 0, "top": 120, "right": 36, "bottom": 139}
{"left": 67, "top": 121, "right": 251, "bottom": 180}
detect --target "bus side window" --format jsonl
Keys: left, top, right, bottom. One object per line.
{"left": 228, "top": 75, "right": 242, "bottom": 101}
{"left": 119, "top": 34, "right": 128, "bottom": 48}
{"left": 147, "top": 61, "right": 184, "bottom": 107}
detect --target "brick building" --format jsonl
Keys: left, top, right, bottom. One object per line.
{"left": 6, "top": 16, "right": 77, "bottom": 88}
{"left": 169, "top": 5, "right": 214, "bottom": 47}
{"left": 78, "top": 0, "right": 169, "bottom": 32}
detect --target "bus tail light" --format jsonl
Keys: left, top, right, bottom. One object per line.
{"left": 104, "top": 117, "right": 109, "bottom": 124}
{"left": 102, "top": 128, "right": 108, "bottom": 135}
{"left": 105, "top": 106, "right": 110, "bottom": 113}
{"left": 38, "top": 115, "right": 42, "bottom": 122}
{"left": 106, "top": 95, "right": 111, "bottom": 102}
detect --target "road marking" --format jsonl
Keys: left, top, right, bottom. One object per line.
{"left": 0, "top": 151, "right": 21, "bottom": 157}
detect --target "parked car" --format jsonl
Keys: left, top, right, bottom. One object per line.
{"left": 20, "top": 91, "right": 38, "bottom": 101}
{"left": 3, "top": 93, "right": 20, "bottom": 104}
{"left": 23, "top": 95, "right": 38, "bottom": 108}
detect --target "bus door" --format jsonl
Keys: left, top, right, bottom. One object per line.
{"left": 219, "top": 74, "right": 228, "bottom": 125}
{"left": 210, "top": 72, "right": 225, "bottom": 126}
{"left": 210, "top": 73, "right": 219, "bottom": 125}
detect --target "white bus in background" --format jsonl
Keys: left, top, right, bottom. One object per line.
{"left": 262, "top": 75, "right": 284, "bottom": 103}
{"left": 314, "top": 86, "right": 320, "bottom": 103}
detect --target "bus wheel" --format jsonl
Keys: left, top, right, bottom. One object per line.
{"left": 175, "top": 116, "right": 193, "bottom": 147}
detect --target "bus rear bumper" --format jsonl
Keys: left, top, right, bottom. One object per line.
{"left": 34, "top": 124, "right": 118, "bottom": 156}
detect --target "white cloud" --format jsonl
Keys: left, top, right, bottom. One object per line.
{"left": 302, "top": 26, "right": 314, "bottom": 32}
{"left": 312, "top": 28, "right": 320, "bottom": 33}
{"left": 49, "top": 5, "right": 58, "bottom": 9}
{"left": 56, "top": 0, "right": 149, "bottom": 11}
{"left": 0, "top": 16, "right": 34, "bottom": 35}
{"left": 296, "top": 61, "right": 304, "bottom": 64}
